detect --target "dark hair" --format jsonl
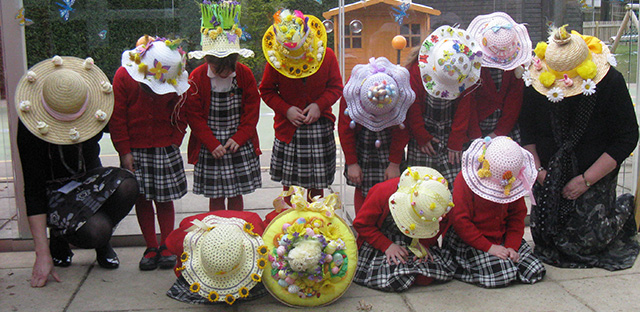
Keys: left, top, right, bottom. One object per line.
{"left": 204, "top": 54, "right": 239, "bottom": 75}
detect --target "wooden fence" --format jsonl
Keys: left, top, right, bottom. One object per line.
{"left": 583, "top": 21, "right": 634, "bottom": 43}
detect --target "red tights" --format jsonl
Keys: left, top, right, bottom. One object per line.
{"left": 135, "top": 196, "right": 175, "bottom": 249}
{"left": 209, "top": 195, "right": 244, "bottom": 211}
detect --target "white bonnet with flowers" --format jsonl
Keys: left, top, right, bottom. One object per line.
{"left": 121, "top": 38, "right": 189, "bottom": 96}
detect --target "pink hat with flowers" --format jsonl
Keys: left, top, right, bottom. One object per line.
{"left": 467, "top": 12, "right": 532, "bottom": 71}
{"left": 462, "top": 136, "right": 536, "bottom": 204}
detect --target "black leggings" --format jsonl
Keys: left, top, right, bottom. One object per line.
{"left": 64, "top": 176, "right": 138, "bottom": 249}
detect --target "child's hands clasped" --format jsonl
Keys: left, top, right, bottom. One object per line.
{"left": 224, "top": 138, "right": 240, "bottom": 153}
{"left": 488, "top": 244, "right": 520, "bottom": 262}
{"left": 211, "top": 145, "right": 226, "bottom": 159}
{"left": 286, "top": 106, "right": 305, "bottom": 127}
{"left": 302, "top": 103, "right": 320, "bottom": 124}
{"left": 385, "top": 243, "right": 409, "bottom": 265}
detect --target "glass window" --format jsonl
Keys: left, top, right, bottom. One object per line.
{"left": 403, "top": 23, "right": 421, "bottom": 48}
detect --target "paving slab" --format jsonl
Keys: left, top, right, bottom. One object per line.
{"left": 558, "top": 274, "right": 640, "bottom": 311}
{"left": 239, "top": 293, "right": 412, "bottom": 312}
{"left": 543, "top": 254, "right": 640, "bottom": 282}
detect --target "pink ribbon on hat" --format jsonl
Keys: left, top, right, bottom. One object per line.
{"left": 517, "top": 165, "right": 536, "bottom": 205}
{"left": 41, "top": 92, "right": 89, "bottom": 121}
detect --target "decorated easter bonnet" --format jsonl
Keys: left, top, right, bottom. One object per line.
{"left": 418, "top": 25, "right": 483, "bottom": 99}
{"left": 343, "top": 57, "right": 415, "bottom": 132}
{"left": 15, "top": 56, "right": 113, "bottom": 145}
{"left": 462, "top": 136, "right": 536, "bottom": 204}
{"left": 179, "top": 215, "right": 268, "bottom": 305}
{"left": 188, "top": 0, "right": 254, "bottom": 59}
{"left": 121, "top": 38, "right": 189, "bottom": 96}
{"left": 262, "top": 187, "right": 357, "bottom": 307}
{"left": 526, "top": 25, "right": 613, "bottom": 101}
{"left": 467, "top": 12, "right": 532, "bottom": 71}
{"left": 390, "top": 167, "right": 453, "bottom": 257}
{"left": 262, "top": 9, "right": 327, "bottom": 79}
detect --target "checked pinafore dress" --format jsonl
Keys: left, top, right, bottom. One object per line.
{"left": 193, "top": 78, "right": 261, "bottom": 198}
{"left": 406, "top": 93, "right": 459, "bottom": 187}
{"left": 354, "top": 214, "right": 455, "bottom": 292}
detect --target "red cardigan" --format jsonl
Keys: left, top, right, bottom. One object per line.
{"left": 467, "top": 68, "right": 524, "bottom": 139}
{"left": 337, "top": 97, "right": 409, "bottom": 165}
{"left": 259, "top": 48, "right": 343, "bottom": 143}
{"left": 449, "top": 172, "right": 526, "bottom": 252}
{"left": 405, "top": 62, "right": 474, "bottom": 151}
{"left": 352, "top": 178, "right": 443, "bottom": 252}
{"left": 165, "top": 210, "right": 266, "bottom": 276}
{"left": 110, "top": 66, "right": 188, "bottom": 155}
{"left": 186, "top": 62, "right": 261, "bottom": 164}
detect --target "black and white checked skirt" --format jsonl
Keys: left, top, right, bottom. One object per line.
{"left": 270, "top": 117, "right": 336, "bottom": 189}
{"left": 131, "top": 145, "right": 187, "bottom": 202}
{"left": 166, "top": 275, "right": 267, "bottom": 304}
{"left": 478, "top": 109, "right": 521, "bottom": 143}
{"left": 193, "top": 130, "right": 261, "bottom": 198}
{"left": 406, "top": 94, "right": 459, "bottom": 188}
{"left": 353, "top": 214, "right": 455, "bottom": 292}
{"left": 343, "top": 127, "right": 397, "bottom": 197}
{"left": 442, "top": 228, "right": 546, "bottom": 288}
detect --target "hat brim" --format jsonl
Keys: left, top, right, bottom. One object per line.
{"left": 181, "top": 216, "right": 264, "bottom": 302}
{"left": 15, "top": 56, "right": 113, "bottom": 145}
{"left": 262, "top": 15, "right": 327, "bottom": 79}
{"left": 467, "top": 12, "right": 533, "bottom": 71}
{"left": 389, "top": 192, "right": 441, "bottom": 239}
{"left": 461, "top": 138, "right": 537, "bottom": 203}
{"left": 121, "top": 50, "right": 190, "bottom": 96}
{"left": 262, "top": 209, "right": 357, "bottom": 307}
{"left": 419, "top": 26, "right": 483, "bottom": 100}
{"left": 188, "top": 49, "right": 255, "bottom": 60}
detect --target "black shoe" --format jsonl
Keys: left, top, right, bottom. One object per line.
{"left": 50, "top": 235, "right": 73, "bottom": 267}
{"left": 157, "top": 245, "right": 177, "bottom": 270}
{"left": 96, "top": 243, "right": 120, "bottom": 269}
{"left": 139, "top": 247, "right": 159, "bottom": 271}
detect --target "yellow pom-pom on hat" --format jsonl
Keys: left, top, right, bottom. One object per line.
{"left": 534, "top": 42, "right": 547, "bottom": 60}
{"left": 576, "top": 59, "right": 597, "bottom": 80}
{"left": 539, "top": 71, "right": 556, "bottom": 88}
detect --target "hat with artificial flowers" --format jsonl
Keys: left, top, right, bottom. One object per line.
{"left": 262, "top": 9, "right": 327, "bottom": 79}
{"left": 121, "top": 38, "right": 189, "bottom": 96}
{"left": 418, "top": 25, "right": 483, "bottom": 99}
{"left": 462, "top": 136, "right": 536, "bottom": 204}
{"left": 526, "top": 25, "right": 613, "bottom": 102}
{"left": 188, "top": 0, "right": 254, "bottom": 59}
{"left": 467, "top": 12, "right": 532, "bottom": 71}
{"left": 262, "top": 186, "right": 357, "bottom": 307}
{"left": 343, "top": 57, "right": 415, "bottom": 132}
{"left": 15, "top": 55, "right": 113, "bottom": 145}
{"left": 179, "top": 215, "right": 267, "bottom": 305}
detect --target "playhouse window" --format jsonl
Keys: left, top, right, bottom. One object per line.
{"left": 344, "top": 25, "right": 362, "bottom": 49}
{"left": 401, "top": 23, "right": 421, "bottom": 47}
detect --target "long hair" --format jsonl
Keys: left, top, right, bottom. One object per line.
{"left": 204, "top": 54, "right": 239, "bottom": 75}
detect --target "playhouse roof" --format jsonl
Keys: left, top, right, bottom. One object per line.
{"left": 323, "top": 0, "right": 441, "bottom": 19}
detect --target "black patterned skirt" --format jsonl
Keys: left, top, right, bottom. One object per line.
{"left": 270, "top": 117, "right": 336, "bottom": 189}
{"left": 442, "top": 228, "right": 546, "bottom": 288}
{"left": 193, "top": 129, "right": 262, "bottom": 198}
{"left": 47, "top": 167, "right": 135, "bottom": 236}
{"left": 131, "top": 145, "right": 187, "bottom": 202}
{"left": 166, "top": 275, "right": 267, "bottom": 304}
{"left": 531, "top": 171, "right": 640, "bottom": 271}
{"left": 353, "top": 214, "right": 455, "bottom": 292}
{"left": 343, "top": 127, "right": 396, "bottom": 197}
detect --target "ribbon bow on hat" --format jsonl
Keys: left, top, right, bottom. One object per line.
{"left": 490, "top": 23, "right": 513, "bottom": 33}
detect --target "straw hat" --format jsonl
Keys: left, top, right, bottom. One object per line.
{"left": 262, "top": 187, "right": 357, "bottom": 307}
{"left": 262, "top": 9, "right": 327, "bottom": 79}
{"left": 343, "top": 57, "right": 415, "bottom": 132}
{"left": 467, "top": 12, "right": 532, "bottom": 71}
{"left": 389, "top": 167, "right": 453, "bottom": 239}
{"left": 188, "top": 1, "right": 254, "bottom": 60}
{"left": 15, "top": 56, "right": 113, "bottom": 145}
{"left": 462, "top": 136, "right": 536, "bottom": 204}
{"left": 121, "top": 39, "right": 190, "bottom": 96}
{"left": 180, "top": 215, "right": 267, "bottom": 305}
{"left": 418, "top": 25, "right": 483, "bottom": 99}
{"left": 526, "top": 25, "right": 613, "bottom": 101}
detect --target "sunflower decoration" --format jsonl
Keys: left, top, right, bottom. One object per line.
{"left": 224, "top": 294, "right": 236, "bottom": 305}
{"left": 243, "top": 222, "right": 257, "bottom": 236}
{"left": 257, "top": 245, "right": 269, "bottom": 256}
{"left": 239, "top": 287, "right": 250, "bottom": 298}
{"left": 251, "top": 273, "right": 262, "bottom": 282}
{"left": 189, "top": 282, "right": 201, "bottom": 293}
{"left": 180, "top": 252, "right": 189, "bottom": 262}
{"left": 207, "top": 291, "right": 219, "bottom": 302}
{"left": 257, "top": 258, "right": 267, "bottom": 269}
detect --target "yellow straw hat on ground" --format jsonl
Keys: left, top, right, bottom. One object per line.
{"left": 262, "top": 9, "right": 327, "bottom": 79}
{"left": 526, "top": 25, "right": 613, "bottom": 101}
{"left": 180, "top": 215, "right": 267, "bottom": 305}
{"left": 15, "top": 56, "right": 113, "bottom": 145}
{"left": 262, "top": 187, "right": 357, "bottom": 307}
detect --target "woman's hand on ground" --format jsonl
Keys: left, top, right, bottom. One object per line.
{"left": 31, "top": 254, "right": 61, "bottom": 287}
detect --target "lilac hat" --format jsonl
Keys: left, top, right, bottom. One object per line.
{"left": 467, "top": 12, "right": 532, "bottom": 71}
{"left": 343, "top": 57, "right": 415, "bottom": 132}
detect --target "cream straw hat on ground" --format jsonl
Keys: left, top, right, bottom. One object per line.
{"left": 418, "top": 25, "right": 483, "bottom": 99}
{"left": 467, "top": 12, "right": 532, "bottom": 71}
{"left": 179, "top": 215, "right": 267, "bottom": 305}
{"left": 343, "top": 57, "right": 415, "bottom": 132}
{"left": 390, "top": 166, "right": 453, "bottom": 240}
{"left": 121, "top": 39, "right": 189, "bottom": 96}
{"left": 15, "top": 55, "right": 113, "bottom": 145}
{"left": 526, "top": 25, "right": 612, "bottom": 101}
{"left": 462, "top": 136, "right": 536, "bottom": 204}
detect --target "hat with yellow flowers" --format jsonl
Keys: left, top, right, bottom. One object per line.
{"left": 262, "top": 9, "right": 327, "bottom": 78}
{"left": 188, "top": 0, "right": 254, "bottom": 59}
